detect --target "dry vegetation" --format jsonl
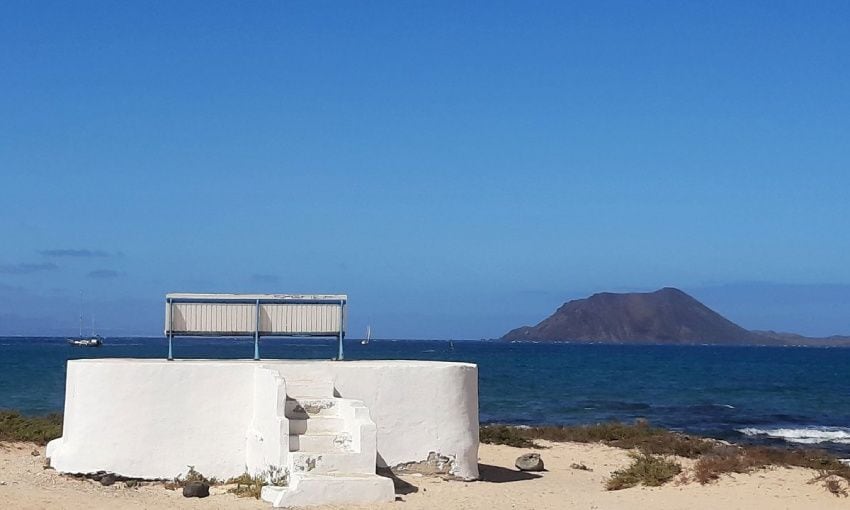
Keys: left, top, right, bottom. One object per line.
{"left": 821, "top": 477, "right": 849, "bottom": 498}
{"left": 226, "top": 466, "right": 288, "bottom": 499}
{"left": 691, "top": 444, "right": 850, "bottom": 487}
{"left": 605, "top": 452, "right": 682, "bottom": 490}
{"left": 478, "top": 425, "right": 537, "bottom": 448}
{"left": 225, "top": 471, "right": 266, "bottom": 499}
{"left": 0, "top": 411, "right": 63, "bottom": 445}
{"left": 481, "top": 420, "right": 850, "bottom": 495}
{"left": 480, "top": 419, "right": 715, "bottom": 457}
{"left": 163, "top": 465, "right": 219, "bottom": 490}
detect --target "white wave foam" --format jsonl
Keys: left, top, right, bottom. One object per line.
{"left": 737, "top": 426, "right": 850, "bottom": 444}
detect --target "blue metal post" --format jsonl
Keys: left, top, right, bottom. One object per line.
{"left": 167, "top": 299, "right": 174, "bottom": 361}
{"left": 337, "top": 299, "right": 345, "bottom": 360}
{"left": 254, "top": 299, "right": 261, "bottom": 360}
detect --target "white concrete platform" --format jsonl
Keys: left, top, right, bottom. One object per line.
{"left": 47, "top": 359, "right": 479, "bottom": 484}
{"left": 261, "top": 473, "right": 396, "bottom": 508}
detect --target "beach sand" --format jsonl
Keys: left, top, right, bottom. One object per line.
{"left": 1, "top": 440, "right": 845, "bottom": 509}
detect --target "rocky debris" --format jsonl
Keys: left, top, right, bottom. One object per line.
{"left": 182, "top": 481, "right": 210, "bottom": 498}
{"left": 570, "top": 462, "right": 592, "bottom": 471}
{"left": 63, "top": 471, "right": 163, "bottom": 487}
{"left": 392, "top": 452, "right": 456, "bottom": 476}
{"left": 302, "top": 400, "right": 335, "bottom": 415}
{"left": 515, "top": 453, "right": 544, "bottom": 472}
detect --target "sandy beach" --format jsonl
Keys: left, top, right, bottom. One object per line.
{"left": 1, "top": 440, "right": 845, "bottom": 510}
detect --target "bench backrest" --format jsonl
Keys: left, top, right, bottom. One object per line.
{"left": 164, "top": 293, "right": 347, "bottom": 337}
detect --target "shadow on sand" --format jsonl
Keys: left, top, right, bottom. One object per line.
{"left": 478, "top": 463, "right": 543, "bottom": 483}
{"left": 377, "top": 468, "right": 420, "bottom": 495}
{"left": 376, "top": 463, "right": 541, "bottom": 494}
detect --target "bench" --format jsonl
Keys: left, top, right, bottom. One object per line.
{"left": 164, "top": 293, "right": 347, "bottom": 360}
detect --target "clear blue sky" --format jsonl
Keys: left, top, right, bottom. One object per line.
{"left": 1, "top": 1, "right": 849, "bottom": 338}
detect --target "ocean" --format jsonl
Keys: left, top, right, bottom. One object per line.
{"left": 2, "top": 337, "right": 850, "bottom": 454}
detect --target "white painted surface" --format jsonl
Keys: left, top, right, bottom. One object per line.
{"left": 263, "top": 379, "right": 394, "bottom": 507}
{"left": 262, "top": 474, "right": 395, "bottom": 508}
{"left": 48, "top": 361, "right": 256, "bottom": 479}
{"left": 47, "top": 359, "right": 479, "bottom": 481}
{"left": 167, "top": 303, "right": 344, "bottom": 335}
{"left": 245, "top": 366, "right": 289, "bottom": 472}
{"left": 164, "top": 293, "right": 347, "bottom": 336}
{"left": 265, "top": 360, "right": 480, "bottom": 479}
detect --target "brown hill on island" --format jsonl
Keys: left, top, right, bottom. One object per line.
{"left": 502, "top": 287, "right": 850, "bottom": 346}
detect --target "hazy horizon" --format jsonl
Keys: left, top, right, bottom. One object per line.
{"left": 1, "top": 283, "right": 849, "bottom": 339}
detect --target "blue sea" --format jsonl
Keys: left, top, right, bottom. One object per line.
{"left": 3, "top": 337, "right": 850, "bottom": 454}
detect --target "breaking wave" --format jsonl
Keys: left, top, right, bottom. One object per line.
{"left": 737, "top": 426, "right": 850, "bottom": 444}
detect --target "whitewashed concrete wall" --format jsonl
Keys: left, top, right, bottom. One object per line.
{"left": 47, "top": 359, "right": 479, "bottom": 481}
{"left": 48, "top": 360, "right": 257, "bottom": 479}
{"left": 262, "top": 360, "right": 480, "bottom": 479}
{"left": 246, "top": 366, "right": 289, "bottom": 473}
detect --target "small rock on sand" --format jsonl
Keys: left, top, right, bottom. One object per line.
{"left": 515, "top": 453, "right": 544, "bottom": 471}
{"left": 182, "top": 481, "right": 210, "bottom": 498}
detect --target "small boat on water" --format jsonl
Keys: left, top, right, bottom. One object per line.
{"left": 68, "top": 295, "right": 104, "bottom": 347}
{"left": 68, "top": 336, "right": 103, "bottom": 347}
{"left": 361, "top": 325, "right": 371, "bottom": 345}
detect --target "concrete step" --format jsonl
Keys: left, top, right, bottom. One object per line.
{"left": 289, "top": 432, "right": 352, "bottom": 453}
{"left": 284, "top": 378, "right": 334, "bottom": 399}
{"left": 261, "top": 473, "right": 395, "bottom": 508}
{"left": 285, "top": 398, "right": 338, "bottom": 419}
{"left": 289, "top": 451, "right": 374, "bottom": 476}
{"left": 288, "top": 417, "right": 345, "bottom": 435}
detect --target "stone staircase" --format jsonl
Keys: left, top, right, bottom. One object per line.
{"left": 260, "top": 378, "right": 395, "bottom": 508}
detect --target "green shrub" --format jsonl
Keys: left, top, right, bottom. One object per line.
{"left": 479, "top": 425, "right": 537, "bottom": 448}
{"left": 0, "top": 411, "right": 63, "bottom": 445}
{"left": 606, "top": 452, "right": 681, "bottom": 490}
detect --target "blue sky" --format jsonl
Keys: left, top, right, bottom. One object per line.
{"left": 1, "top": 1, "right": 849, "bottom": 338}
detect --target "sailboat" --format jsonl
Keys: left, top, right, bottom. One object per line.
{"left": 361, "top": 325, "right": 371, "bottom": 345}
{"left": 68, "top": 295, "right": 104, "bottom": 347}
